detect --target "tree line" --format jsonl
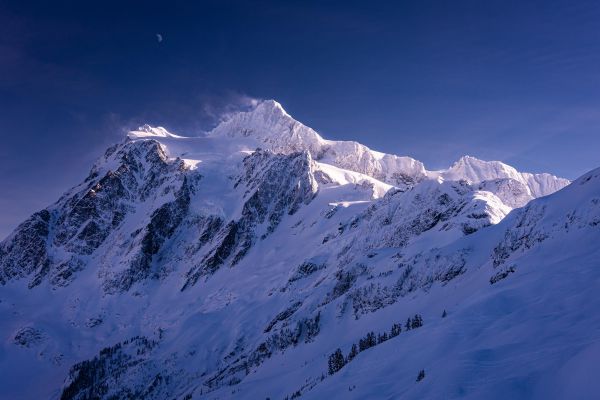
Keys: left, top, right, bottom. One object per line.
{"left": 328, "top": 314, "right": 424, "bottom": 375}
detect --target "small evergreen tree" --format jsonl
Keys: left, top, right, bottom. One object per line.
{"left": 328, "top": 348, "right": 346, "bottom": 375}
{"left": 411, "top": 314, "right": 423, "bottom": 328}
{"left": 359, "top": 332, "right": 377, "bottom": 351}
{"left": 359, "top": 337, "right": 368, "bottom": 352}
{"left": 377, "top": 332, "right": 388, "bottom": 344}
{"left": 405, "top": 317, "right": 412, "bottom": 330}
{"left": 347, "top": 344, "right": 358, "bottom": 362}
{"left": 416, "top": 369, "right": 425, "bottom": 382}
{"left": 390, "top": 323, "right": 402, "bottom": 337}
{"left": 442, "top": 309, "right": 447, "bottom": 318}
{"left": 367, "top": 331, "right": 376, "bottom": 347}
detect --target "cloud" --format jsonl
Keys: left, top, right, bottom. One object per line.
{"left": 196, "top": 91, "right": 262, "bottom": 129}
{"left": 98, "top": 90, "right": 262, "bottom": 137}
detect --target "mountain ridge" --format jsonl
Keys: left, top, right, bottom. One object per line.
{"left": 132, "top": 99, "right": 569, "bottom": 195}
{"left": 0, "top": 100, "right": 595, "bottom": 400}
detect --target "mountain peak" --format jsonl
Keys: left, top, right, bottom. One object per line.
{"left": 446, "top": 155, "right": 517, "bottom": 181}
{"left": 455, "top": 154, "right": 488, "bottom": 164}
{"left": 129, "top": 124, "right": 180, "bottom": 139}
{"left": 453, "top": 155, "right": 510, "bottom": 169}
{"left": 443, "top": 154, "right": 570, "bottom": 197}
{"left": 252, "top": 99, "right": 288, "bottom": 117}
{"left": 210, "top": 98, "right": 301, "bottom": 140}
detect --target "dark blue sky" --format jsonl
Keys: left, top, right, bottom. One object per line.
{"left": 1, "top": 0, "right": 600, "bottom": 238}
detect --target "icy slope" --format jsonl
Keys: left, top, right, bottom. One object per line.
{"left": 296, "top": 167, "right": 600, "bottom": 400}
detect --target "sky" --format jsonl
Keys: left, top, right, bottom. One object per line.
{"left": 1, "top": 0, "right": 600, "bottom": 239}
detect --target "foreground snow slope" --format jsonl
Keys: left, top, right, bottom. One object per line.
{"left": 1, "top": 100, "right": 592, "bottom": 400}
{"left": 298, "top": 167, "right": 600, "bottom": 400}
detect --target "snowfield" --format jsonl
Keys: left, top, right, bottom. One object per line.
{"left": 1, "top": 100, "right": 597, "bottom": 400}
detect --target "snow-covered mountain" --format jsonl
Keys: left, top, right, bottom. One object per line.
{"left": 2, "top": 100, "right": 596, "bottom": 400}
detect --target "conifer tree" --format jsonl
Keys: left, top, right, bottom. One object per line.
{"left": 378, "top": 332, "right": 388, "bottom": 344}
{"left": 411, "top": 314, "right": 423, "bottom": 328}
{"left": 347, "top": 344, "right": 358, "bottom": 362}
{"left": 390, "top": 323, "right": 402, "bottom": 337}
{"left": 328, "top": 348, "right": 346, "bottom": 375}
{"left": 367, "top": 331, "right": 376, "bottom": 347}
{"left": 359, "top": 337, "right": 368, "bottom": 352}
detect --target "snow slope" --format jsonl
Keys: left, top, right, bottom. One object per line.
{"left": 0, "top": 100, "right": 591, "bottom": 400}
{"left": 299, "top": 167, "right": 600, "bottom": 400}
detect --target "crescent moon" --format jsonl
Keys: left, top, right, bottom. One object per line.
{"left": 156, "top": 34, "right": 163, "bottom": 43}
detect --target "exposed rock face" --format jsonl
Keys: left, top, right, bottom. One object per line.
{"left": 13, "top": 326, "right": 45, "bottom": 348}
{"left": 0, "top": 210, "right": 51, "bottom": 285}
{"left": 329, "top": 178, "right": 512, "bottom": 261}
{"left": 478, "top": 178, "right": 533, "bottom": 209}
{"left": 183, "top": 149, "right": 319, "bottom": 288}
{"left": 0, "top": 138, "right": 192, "bottom": 289}
{"left": 102, "top": 177, "right": 193, "bottom": 293}
{"left": 0, "top": 135, "right": 323, "bottom": 295}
